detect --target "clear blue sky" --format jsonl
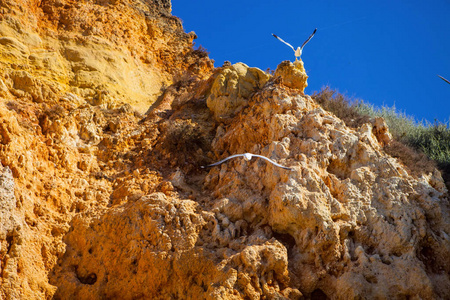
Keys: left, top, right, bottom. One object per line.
{"left": 172, "top": 0, "right": 450, "bottom": 124}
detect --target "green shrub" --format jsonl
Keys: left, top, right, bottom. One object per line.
{"left": 354, "top": 101, "right": 450, "bottom": 167}
{"left": 353, "top": 101, "right": 423, "bottom": 142}
{"left": 408, "top": 121, "right": 450, "bottom": 165}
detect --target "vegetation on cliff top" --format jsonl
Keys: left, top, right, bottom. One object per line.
{"left": 313, "top": 87, "right": 450, "bottom": 187}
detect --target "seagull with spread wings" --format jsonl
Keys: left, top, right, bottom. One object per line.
{"left": 201, "top": 153, "right": 292, "bottom": 171}
{"left": 272, "top": 28, "right": 317, "bottom": 60}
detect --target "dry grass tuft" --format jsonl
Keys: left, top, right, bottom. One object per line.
{"left": 384, "top": 140, "right": 438, "bottom": 177}
{"left": 312, "top": 87, "right": 371, "bottom": 128}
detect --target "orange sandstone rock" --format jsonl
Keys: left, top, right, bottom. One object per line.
{"left": 0, "top": 0, "right": 449, "bottom": 299}
{"left": 274, "top": 60, "right": 309, "bottom": 92}
{"left": 207, "top": 62, "right": 270, "bottom": 121}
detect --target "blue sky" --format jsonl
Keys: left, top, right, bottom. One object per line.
{"left": 172, "top": 0, "right": 450, "bottom": 124}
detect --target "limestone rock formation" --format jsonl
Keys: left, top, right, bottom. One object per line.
{"left": 207, "top": 62, "right": 270, "bottom": 121}
{"left": 0, "top": 0, "right": 449, "bottom": 299}
{"left": 274, "top": 60, "right": 309, "bottom": 92}
{"left": 0, "top": 164, "right": 31, "bottom": 299}
{"left": 202, "top": 83, "right": 450, "bottom": 299}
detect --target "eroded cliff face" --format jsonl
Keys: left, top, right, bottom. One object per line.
{"left": 0, "top": 0, "right": 211, "bottom": 113}
{"left": 0, "top": 1, "right": 449, "bottom": 299}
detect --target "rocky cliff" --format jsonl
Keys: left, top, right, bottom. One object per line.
{"left": 0, "top": 1, "right": 449, "bottom": 299}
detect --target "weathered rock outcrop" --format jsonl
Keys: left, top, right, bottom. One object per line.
{"left": 200, "top": 68, "right": 450, "bottom": 298}
{"left": 274, "top": 60, "right": 308, "bottom": 92}
{"left": 0, "top": 164, "right": 30, "bottom": 299}
{"left": 206, "top": 62, "right": 270, "bottom": 121}
{"left": 49, "top": 63, "right": 450, "bottom": 299}
{"left": 0, "top": 1, "right": 449, "bottom": 299}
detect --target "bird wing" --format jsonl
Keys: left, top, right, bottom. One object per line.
{"left": 272, "top": 34, "right": 295, "bottom": 52}
{"left": 438, "top": 75, "right": 450, "bottom": 85}
{"left": 251, "top": 154, "right": 292, "bottom": 171}
{"left": 300, "top": 28, "right": 317, "bottom": 49}
{"left": 201, "top": 154, "right": 245, "bottom": 168}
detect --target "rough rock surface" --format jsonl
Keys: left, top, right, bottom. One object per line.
{"left": 207, "top": 62, "right": 270, "bottom": 121}
{"left": 0, "top": 1, "right": 449, "bottom": 299}
{"left": 0, "top": 0, "right": 213, "bottom": 113}
{"left": 274, "top": 60, "right": 308, "bottom": 92}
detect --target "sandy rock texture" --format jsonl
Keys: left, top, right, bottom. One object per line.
{"left": 201, "top": 68, "right": 450, "bottom": 298}
{"left": 207, "top": 62, "right": 270, "bottom": 121}
{"left": 274, "top": 60, "right": 308, "bottom": 92}
{"left": 0, "top": 0, "right": 449, "bottom": 299}
{"left": 0, "top": 0, "right": 212, "bottom": 113}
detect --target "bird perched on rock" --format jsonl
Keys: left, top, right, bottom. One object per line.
{"left": 272, "top": 28, "right": 317, "bottom": 61}
{"left": 201, "top": 153, "right": 292, "bottom": 170}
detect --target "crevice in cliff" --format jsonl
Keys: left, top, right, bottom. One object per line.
{"left": 273, "top": 231, "right": 296, "bottom": 259}
{"left": 310, "top": 288, "right": 330, "bottom": 300}
{"left": 74, "top": 265, "right": 97, "bottom": 285}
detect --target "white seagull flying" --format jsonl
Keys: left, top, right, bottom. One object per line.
{"left": 201, "top": 153, "right": 292, "bottom": 171}
{"left": 438, "top": 75, "right": 450, "bottom": 85}
{"left": 272, "top": 28, "right": 317, "bottom": 60}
